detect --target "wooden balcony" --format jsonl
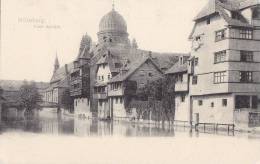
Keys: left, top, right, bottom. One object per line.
{"left": 175, "top": 82, "right": 188, "bottom": 92}
{"left": 93, "top": 93, "right": 107, "bottom": 99}
{"left": 108, "top": 89, "right": 124, "bottom": 96}
{"left": 70, "top": 88, "right": 82, "bottom": 97}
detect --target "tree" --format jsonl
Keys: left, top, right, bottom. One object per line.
{"left": 135, "top": 76, "right": 175, "bottom": 122}
{"left": 18, "top": 81, "right": 42, "bottom": 119}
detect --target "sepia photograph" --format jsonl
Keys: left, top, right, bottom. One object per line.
{"left": 0, "top": 0, "right": 260, "bottom": 163}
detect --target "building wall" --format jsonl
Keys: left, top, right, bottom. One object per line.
{"left": 190, "top": 15, "right": 229, "bottom": 96}
{"left": 189, "top": 7, "right": 260, "bottom": 125}
{"left": 96, "top": 64, "right": 112, "bottom": 84}
{"left": 128, "top": 60, "right": 163, "bottom": 89}
{"left": 192, "top": 94, "right": 234, "bottom": 124}
{"left": 111, "top": 96, "right": 127, "bottom": 118}
{"left": 175, "top": 94, "right": 190, "bottom": 122}
{"left": 74, "top": 98, "right": 91, "bottom": 118}
{"left": 98, "top": 100, "right": 109, "bottom": 119}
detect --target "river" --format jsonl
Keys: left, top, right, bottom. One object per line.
{"left": 0, "top": 109, "right": 260, "bottom": 164}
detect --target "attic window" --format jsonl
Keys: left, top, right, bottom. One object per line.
{"left": 252, "top": 8, "right": 260, "bottom": 19}
{"left": 206, "top": 18, "right": 210, "bottom": 25}
{"left": 231, "top": 12, "right": 240, "bottom": 20}
{"left": 115, "top": 63, "right": 121, "bottom": 68}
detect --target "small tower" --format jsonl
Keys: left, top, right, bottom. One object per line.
{"left": 132, "top": 38, "right": 138, "bottom": 49}
{"left": 54, "top": 53, "right": 60, "bottom": 73}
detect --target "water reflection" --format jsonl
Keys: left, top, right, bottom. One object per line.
{"left": 0, "top": 111, "right": 260, "bottom": 139}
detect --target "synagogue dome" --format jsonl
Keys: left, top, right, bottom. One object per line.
{"left": 99, "top": 9, "right": 127, "bottom": 34}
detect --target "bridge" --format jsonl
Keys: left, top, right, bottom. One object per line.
{"left": 40, "top": 101, "right": 59, "bottom": 108}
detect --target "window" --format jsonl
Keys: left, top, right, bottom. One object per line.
{"left": 194, "top": 58, "right": 199, "bottom": 66}
{"left": 207, "top": 18, "right": 210, "bottom": 25}
{"left": 148, "top": 73, "right": 153, "bottom": 77}
{"left": 211, "top": 102, "right": 214, "bottom": 108}
{"left": 214, "top": 50, "right": 227, "bottom": 63}
{"left": 102, "top": 64, "right": 105, "bottom": 69}
{"left": 120, "top": 97, "right": 123, "bottom": 104}
{"left": 252, "top": 8, "right": 260, "bottom": 19}
{"left": 116, "top": 97, "right": 118, "bottom": 104}
{"left": 99, "top": 100, "right": 102, "bottom": 106}
{"left": 252, "top": 96, "right": 258, "bottom": 109}
{"left": 215, "top": 29, "right": 226, "bottom": 41}
{"left": 239, "top": 29, "right": 253, "bottom": 39}
{"left": 108, "top": 74, "right": 111, "bottom": 79}
{"left": 198, "top": 100, "right": 203, "bottom": 106}
{"left": 192, "top": 76, "right": 198, "bottom": 85}
{"left": 177, "top": 74, "right": 183, "bottom": 82}
{"left": 115, "top": 63, "right": 121, "bottom": 68}
{"left": 240, "top": 51, "right": 253, "bottom": 62}
{"left": 231, "top": 11, "right": 240, "bottom": 20}
{"left": 240, "top": 71, "right": 253, "bottom": 83}
{"left": 181, "top": 95, "right": 185, "bottom": 102}
{"left": 235, "top": 95, "right": 250, "bottom": 109}
{"left": 101, "top": 76, "right": 104, "bottom": 81}
{"left": 214, "top": 71, "right": 227, "bottom": 83}
{"left": 222, "top": 99, "right": 227, "bottom": 107}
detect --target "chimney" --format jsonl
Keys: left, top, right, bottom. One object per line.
{"left": 179, "top": 56, "right": 183, "bottom": 65}
{"left": 65, "top": 64, "right": 69, "bottom": 75}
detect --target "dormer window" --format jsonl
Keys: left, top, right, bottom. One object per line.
{"left": 252, "top": 8, "right": 260, "bottom": 19}
{"left": 206, "top": 18, "right": 210, "bottom": 25}
{"left": 231, "top": 12, "right": 240, "bottom": 20}
{"left": 115, "top": 63, "right": 121, "bottom": 68}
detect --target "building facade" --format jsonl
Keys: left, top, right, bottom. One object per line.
{"left": 186, "top": 0, "right": 260, "bottom": 127}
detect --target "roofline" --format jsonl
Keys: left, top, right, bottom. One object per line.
{"left": 108, "top": 57, "right": 164, "bottom": 83}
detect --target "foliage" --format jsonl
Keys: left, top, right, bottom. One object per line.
{"left": 130, "top": 76, "right": 176, "bottom": 121}
{"left": 18, "top": 81, "right": 43, "bottom": 114}
{"left": 60, "top": 88, "right": 74, "bottom": 113}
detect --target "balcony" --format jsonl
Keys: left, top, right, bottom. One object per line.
{"left": 108, "top": 89, "right": 124, "bottom": 96}
{"left": 175, "top": 82, "right": 188, "bottom": 92}
{"left": 70, "top": 88, "right": 82, "bottom": 97}
{"left": 93, "top": 93, "right": 107, "bottom": 99}
{"left": 70, "top": 77, "right": 82, "bottom": 84}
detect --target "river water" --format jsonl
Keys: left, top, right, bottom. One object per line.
{"left": 0, "top": 110, "right": 260, "bottom": 164}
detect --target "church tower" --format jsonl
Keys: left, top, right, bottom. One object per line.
{"left": 54, "top": 54, "right": 60, "bottom": 73}
{"left": 97, "top": 3, "right": 130, "bottom": 46}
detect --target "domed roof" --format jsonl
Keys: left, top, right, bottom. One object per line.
{"left": 99, "top": 9, "right": 127, "bottom": 33}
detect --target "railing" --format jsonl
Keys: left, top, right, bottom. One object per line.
{"left": 93, "top": 93, "right": 107, "bottom": 99}
{"left": 107, "top": 89, "right": 124, "bottom": 96}
{"left": 195, "top": 122, "right": 235, "bottom": 135}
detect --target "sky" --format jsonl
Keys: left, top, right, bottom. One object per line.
{"left": 0, "top": 0, "right": 208, "bottom": 82}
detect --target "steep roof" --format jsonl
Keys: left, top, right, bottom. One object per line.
{"left": 194, "top": 0, "right": 217, "bottom": 21}
{"left": 50, "top": 63, "right": 74, "bottom": 84}
{"left": 108, "top": 57, "right": 163, "bottom": 83}
{"left": 190, "top": 0, "right": 253, "bottom": 39}
{"left": 165, "top": 63, "right": 188, "bottom": 74}
{"left": 194, "top": 0, "right": 258, "bottom": 22}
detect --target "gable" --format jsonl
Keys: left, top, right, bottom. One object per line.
{"left": 127, "top": 59, "right": 164, "bottom": 88}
